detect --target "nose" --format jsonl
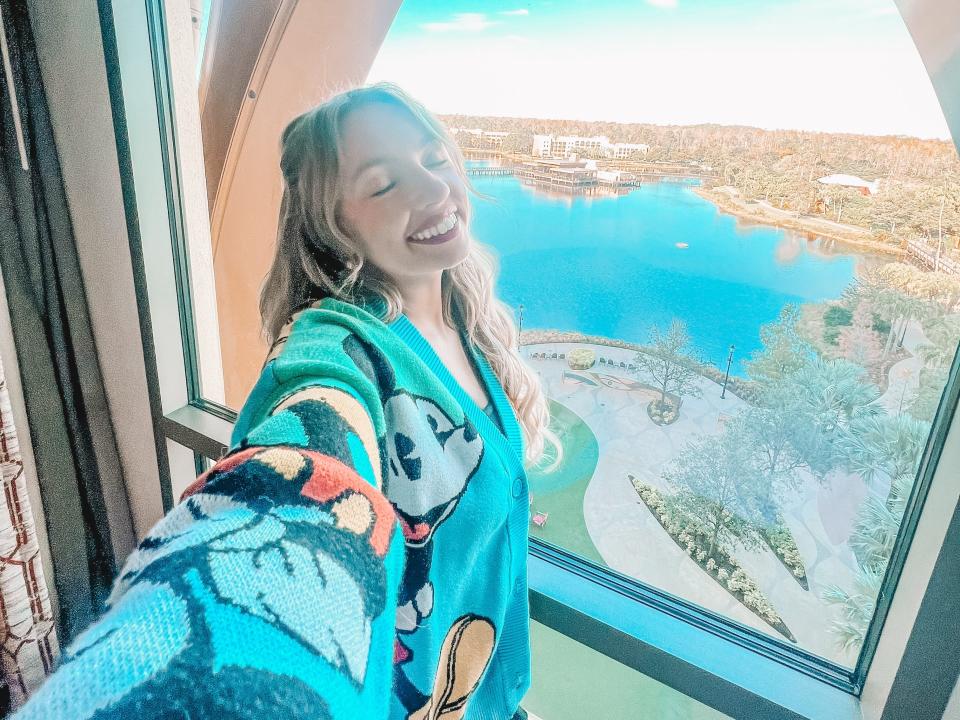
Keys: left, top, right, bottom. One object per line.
{"left": 409, "top": 164, "right": 451, "bottom": 210}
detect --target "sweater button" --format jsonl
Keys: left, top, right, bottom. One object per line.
{"left": 511, "top": 478, "right": 523, "bottom": 498}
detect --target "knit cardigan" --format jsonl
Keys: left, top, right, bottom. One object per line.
{"left": 14, "top": 295, "right": 532, "bottom": 720}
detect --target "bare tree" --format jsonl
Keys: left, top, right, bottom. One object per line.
{"left": 633, "top": 320, "right": 703, "bottom": 414}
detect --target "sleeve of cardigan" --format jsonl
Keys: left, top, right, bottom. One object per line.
{"left": 13, "top": 384, "right": 404, "bottom": 720}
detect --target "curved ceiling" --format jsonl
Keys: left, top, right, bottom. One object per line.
{"left": 200, "top": 0, "right": 401, "bottom": 407}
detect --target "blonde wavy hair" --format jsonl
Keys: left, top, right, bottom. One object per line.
{"left": 260, "top": 82, "right": 561, "bottom": 470}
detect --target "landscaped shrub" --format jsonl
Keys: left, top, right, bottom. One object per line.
{"left": 647, "top": 399, "right": 680, "bottom": 426}
{"left": 567, "top": 348, "right": 596, "bottom": 370}
{"left": 629, "top": 477, "right": 796, "bottom": 642}
{"left": 761, "top": 524, "right": 809, "bottom": 590}
{"left": 823, "top": 326, "right": 842, "bottom": 345}
{"left": 823, "top": 305, "right": 853, "bottom": 327}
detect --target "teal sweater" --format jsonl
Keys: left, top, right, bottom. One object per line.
{"left": 14, "top": 295, "right": 531, "bottom": 719}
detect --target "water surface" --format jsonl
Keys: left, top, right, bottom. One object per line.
{"left": 470, "top": 177, "right": 876, "bottom": 373}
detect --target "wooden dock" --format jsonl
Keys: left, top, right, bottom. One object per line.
{"left": 907, "top": 238, "right": 960, "bottom": 275}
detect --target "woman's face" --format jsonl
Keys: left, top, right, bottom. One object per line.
{"left": 337, "top": 102, "right": 471, "bottom": 286}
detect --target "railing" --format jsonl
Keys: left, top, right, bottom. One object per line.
{"left": 906, "top": 238, "right": 960, "bottom": 274}
{"left": 466, "top": 166, "right": 514, "bottom": 177}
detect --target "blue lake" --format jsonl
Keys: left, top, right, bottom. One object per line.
{"left": 469, "top": 177, "right": 879, "bottom": 374}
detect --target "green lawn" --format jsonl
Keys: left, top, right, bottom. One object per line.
{"left": 526, "top": 398, "right": 604, "bottom": 565}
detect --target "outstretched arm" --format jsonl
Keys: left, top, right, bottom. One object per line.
{"left": 14, "top": 386, "right": 403, "bottom": 720}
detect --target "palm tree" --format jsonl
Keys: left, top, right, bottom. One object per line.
{"left": 780, "top": 358, "right": 881, "bottom": 476}
{"left": 917, "top": 312, "right": 960, "bottom": 369}
{"left": 823, "top": 472, "right": 914, "bottom": 654}
{"left": 847, "top": 473, "right": 914, "bottom": 568}
{"left": 842, "top": 414, "right": 930, "bottom": 491}
{"left": 823, "top": 565, "right": 884, "bottom": 654}
{"left": 894, "top": 294, "right": 929, "bottom": 350}
{"left": 851, "top": 273, "right": 927, "bottom": 360}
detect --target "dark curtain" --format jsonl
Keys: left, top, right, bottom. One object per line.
{"left": 0, "top": 0, "right": 133, "bottom": 642}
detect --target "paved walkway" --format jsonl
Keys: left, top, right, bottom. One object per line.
{"left": 524, "top": 334, "right": 926, "bottom": 665}
{"left": 874, "top": 320, "right": 925, "bottom": 415}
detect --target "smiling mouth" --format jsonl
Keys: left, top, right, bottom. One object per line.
{"left": 407, "top": 211, "right": 461, "bottom": 245}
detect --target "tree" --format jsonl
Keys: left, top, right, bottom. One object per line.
{"left": 842, "top": 414, "right": 930, "bottom": 498}
{"left": 852, "top": 274, "right": 928, "bottom": 361}
{"left": 847, "top": 473, "right": 914, "bottom": 570}
{"left": 777, "top": 358, "right": 881, "bottom": 477}
{"left": 868, "top": 190, "right": 910, "bottom": 238}
{"left": 664, "top": 434, "right": 767, "bottom": 559}
{"left": 745, "top": 305, "right": 813, "bottom": 387}
{"left": 837, "top": 301, "right": 883, "bottom": 378}
{"left": 822, "top": 564, "right": 884, "bottom": 654}
{"left": 820, "top": 183, "right": 856, "bottom": 223}
{"left": 824, "top": 472, "right": 914, "bottom": 654}
{"left": 908, "top": 365, "right": 950, "bottom": 422}
{"left": 729, "top": 407, "right": 804, "bottom": 524}
{"left": 917, "top": 312, "right": 960, "bottom": 370}
{"left": 907, "top": 312, "right": 960, "bottom": 421}
{"left": 633, "top": 320, "right": 703, "bottom": 413}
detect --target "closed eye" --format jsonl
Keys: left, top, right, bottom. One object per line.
{"left": 371, "top": 181, "right": 396, "bottom": 198}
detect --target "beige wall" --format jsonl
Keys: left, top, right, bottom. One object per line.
{"left": 209, "top": 0, "right": 401, "bottom": 409}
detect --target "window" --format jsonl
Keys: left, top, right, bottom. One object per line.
{"left": 100, "top": 0, "right": 960, "bottom": 717}
{"left": 368, "top": 0, "right": 959, "bottom": 682}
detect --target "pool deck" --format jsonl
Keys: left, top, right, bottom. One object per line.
{"left": 523, "top": 331, "right": 923, "bottom": 665}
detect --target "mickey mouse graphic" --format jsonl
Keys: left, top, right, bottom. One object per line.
{"left": 344, "top": 334, "right": 499, "bottom": 719}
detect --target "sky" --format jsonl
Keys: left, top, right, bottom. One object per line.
{"left": 366, "top": 0, "right": 952, "bottom": 139}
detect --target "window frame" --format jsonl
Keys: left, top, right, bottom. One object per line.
{"left": 99, "top": 0, "right": 960, "bottom": 717}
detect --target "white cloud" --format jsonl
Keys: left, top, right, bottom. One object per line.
{"left": 501, "top": 9, "right": 530, "bottom": 15}
{"left": 646, "top": 0, "right": 678, "bottom": 7}
{"left": 421, "top": 13, "right": 498, "bottom": 32}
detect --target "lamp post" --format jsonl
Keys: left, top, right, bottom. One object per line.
{"left": 721, "top": 344, "right": 735, "bottom": 399}
{"left": 517, "top": 304, "right": 524, "bottom": 352}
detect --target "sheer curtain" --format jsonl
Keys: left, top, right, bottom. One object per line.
{"left": 0, "top": 353, "right": 57, "bottom": 708}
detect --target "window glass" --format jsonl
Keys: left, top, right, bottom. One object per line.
{"left": 525, "top": 621, "right": 731, "bottom": 719}
{"left": 367, "top": 0, "right": 959, "bottom": 668}
{"left": 160, "top": 0, "right": 959, "bottom": 669}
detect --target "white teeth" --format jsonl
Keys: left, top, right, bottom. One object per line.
{"left": 412, "top": 212, "right": 458, "bottom": 241}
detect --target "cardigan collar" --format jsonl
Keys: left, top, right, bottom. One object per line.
{"left": 354, "top": 293, "right": 526, "bottom": 479}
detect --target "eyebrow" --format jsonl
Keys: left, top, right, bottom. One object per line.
{"left": 350, "top": 134, "right": 442, "bottom": 183}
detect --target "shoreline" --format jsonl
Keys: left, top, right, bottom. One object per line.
{"left": 519, "top": 332, "right": 761, "bottom": 403}
{"left": 693, "top": 186, "right": 906, "bottom": 259}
